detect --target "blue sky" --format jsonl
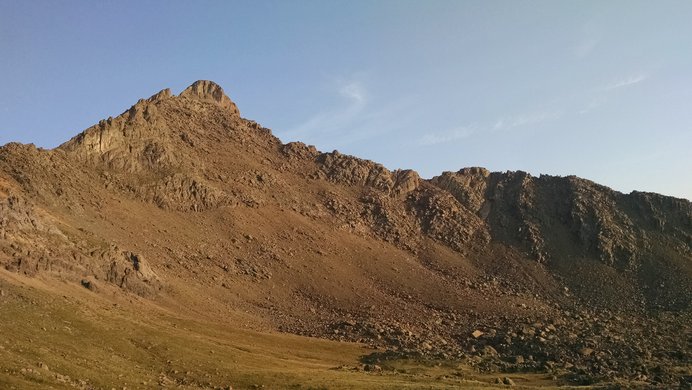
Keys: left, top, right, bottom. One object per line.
{"left": 1, "top": 1, "right": 691, "bottom": 200}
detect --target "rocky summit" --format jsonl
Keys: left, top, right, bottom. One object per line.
{"left": 0, "top": 81, "right": 690, "bottom": 389}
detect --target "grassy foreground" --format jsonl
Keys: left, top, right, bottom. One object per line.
{"left": 0, "top": 271, "right": 584, "bottom": 389}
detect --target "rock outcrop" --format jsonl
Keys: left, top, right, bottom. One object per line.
{"left": 179, "top": 80, "right": 240, "bottom": 115}
{"left": 0, "top": 80, "right": 690, "bottom": 388}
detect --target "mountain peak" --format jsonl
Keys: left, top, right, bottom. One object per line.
{"left": 146, "top": 88, "right": 173, "bottom": 103}
{"left": 2, "top": 78, "right": 692, "bottom": 389}
{"left": 179, "top": 80, "right": 239, "bottom": 115}
{"left": 57, "top": 80, "right": 242, "bottom": 160}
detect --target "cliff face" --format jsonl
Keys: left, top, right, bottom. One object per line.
{"left": 2, "top": 80, "right": 690, "bottom": 309}
{"left": 1, "top": 81, "right": 690, "bottom": 386}
{"left": 431, "top": 168, "right": 691, "bottom": 310}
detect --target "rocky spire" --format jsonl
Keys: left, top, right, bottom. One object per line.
{"left": 179, "top": 80, "right": 240, "bottom": 116}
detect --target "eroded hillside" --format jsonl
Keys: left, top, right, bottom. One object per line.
{"left": 1, "top": 81, "right": 690, "bottom": 389}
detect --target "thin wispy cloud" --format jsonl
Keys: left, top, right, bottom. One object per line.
{"left": 576, "top": 72, "right": 651, "bottom": 115}
{"left": 338, "top": 81, "right": 366, "bottom": 105}
{"left": 329, "top": 96, "right": 417, "bottom": 147}
{"left": 493, "top": 111, "right": 562, "bottom": 131}
{"left": 574, "top": 38, "right": 600, "bottom": 58}
{"left": 279, "top": 79, "right": 367, "bottom": 141}
{"left": 419, "top": 126, "right": 475, "bottom": 146}
{"left": 578, "top": 96, "right": 608, "bottom": 115}
{"left": 602, "top": 73, "right": 648, "bottom": 91}
{"left": 278, "top": 77, "right": 418, "bottom": 150}
{"left": 419, "top": 110, "right": 562, "bottom": 146}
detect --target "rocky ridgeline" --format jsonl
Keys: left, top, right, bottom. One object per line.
{"left": 428, "top": 169, "right": 692, "bottom": 311}
{"left": 0, "top": 81, "right": 690, "bottom": 388}
{"left": 291, "top": 144, "right": 691, "bottom": 293}
{"left": 2, "top": 80, "right": 689, "bottom": 307}
{"left": 42, "top": 81, "right": 692, "bottom": 282}
{"left": 433, "top": 168, "right": 692, "bottom": 268}
{"left": 59, "top": 80, "right": 239, "bottom": 166}
{"left": 296, "top": 150, "right": 490, "bottom": 252}
{"left": 56, "top": 81, "right": 247, "bottom": 212}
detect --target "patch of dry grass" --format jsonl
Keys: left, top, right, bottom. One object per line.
{"left": 0, "top": 272, "right": 511, "bottom": 389}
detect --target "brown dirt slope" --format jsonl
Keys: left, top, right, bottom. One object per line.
{"left": 0, "top": 80, "right": 690, "bottom": 388}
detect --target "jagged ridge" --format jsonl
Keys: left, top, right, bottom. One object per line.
{"left": 0, "top": 80, "right": 690, "bottom": 387}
